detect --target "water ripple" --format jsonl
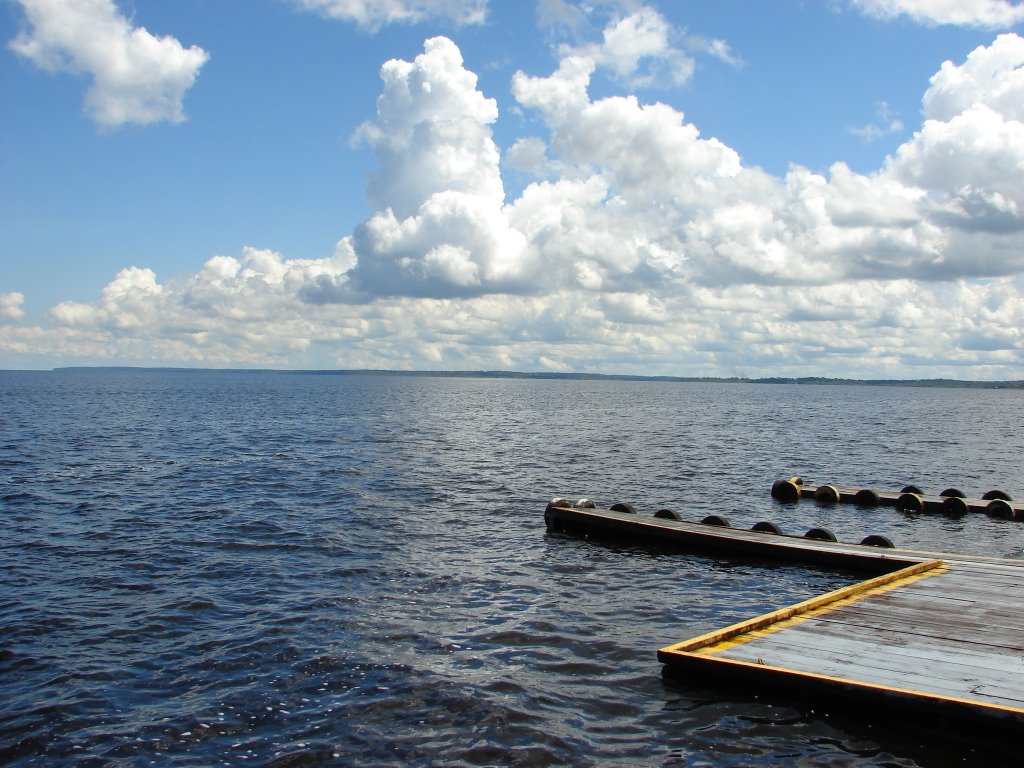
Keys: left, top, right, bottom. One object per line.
{"left": 0, "top": 370, "right": 1020, "bottom": 766}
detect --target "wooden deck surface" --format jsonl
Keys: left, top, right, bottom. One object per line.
{"left": 658, "top": 557, "right": 1024, "bottom": 725}
{"left": 545, "top": 502, "right": 1024, "bottom": 731}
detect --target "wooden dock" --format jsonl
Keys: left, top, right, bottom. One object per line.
{"left": 545, "top": 501, "right": 1024, "bottom": 733}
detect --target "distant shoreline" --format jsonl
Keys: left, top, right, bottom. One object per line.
{"left": 38, "top": 367, "right": 1024, "bottom": 389}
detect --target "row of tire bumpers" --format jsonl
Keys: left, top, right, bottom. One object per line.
{"left": 545, "top": 497, "right": 897, "bottom": 552}
{"left": 771, "top": 477, "right": 1023, "bottom": 521}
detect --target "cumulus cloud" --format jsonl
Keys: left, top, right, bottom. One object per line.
{"left": 6, "top": 33, "right": 1023, "bottom": 378}
{"left": 881, "top": 36, "right": 1024, "bottom": 240}
{"left": 345, "top": 37, "right": 529, "bottom": 298}
{"left": 507, "top": 32, "right": 1024, "bottom": 285}
{"left": 0, "top": 293, "right": 26, "bottom": 323}
{"left": 8, "top": 0, "right": 209, "bottom": 128}
{"left": 6, "top": 267, "right": 1020, "bottom": 376}
{"left": 553, "top": 5, "right": 696, "bottom": 87}
{"left": 50, "top": 266, "right": 165, "bottom": 329}
{"left": 922, "top": 33, "right": 1024, "bottom": 121}
{"left": 850, "top": 0, "right": 1024, "bottom": 27}
{"left": 293, "top": 0, "right": 487, "bottom": 31}
{"left": 583, "top": 6, "right": 692, "bottom": 85}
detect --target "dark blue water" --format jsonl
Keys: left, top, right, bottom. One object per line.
{"left": 1, "top": 370, "right": 1022, "bottom": 766}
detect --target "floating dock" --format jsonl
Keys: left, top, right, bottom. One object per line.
{"left": 544, "top": 500, "right": 1024, "bottom": 734}
{"left": 771, "top": 477, "right": 1022, "bottom": 519}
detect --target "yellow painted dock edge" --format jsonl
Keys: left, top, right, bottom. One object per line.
{"left": 658, "top": 558, "right": 1024, "bottom": 718}
{"left": 658, "top": 558, "right": 945, "bottom": 656}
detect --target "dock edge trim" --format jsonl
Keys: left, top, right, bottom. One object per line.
{"left": 658, "top": 558, "right": 1024, "bottom": 718}
{"left": 658, "top": 558, "right": 945, "bottom": 655}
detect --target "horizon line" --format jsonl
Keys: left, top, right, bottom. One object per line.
{"left": 7, "top": 366, "right": 1020, "bottom": 388}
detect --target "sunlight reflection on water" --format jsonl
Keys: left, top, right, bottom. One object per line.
{"left": 1, "top": 370, "right": 1021, "bottom": 766}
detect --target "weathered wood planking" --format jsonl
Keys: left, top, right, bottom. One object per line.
{"left": 544, "top": 502, "right": 1024, "bottom": 732}
{"left": 544, "top": 504, "right": 925, "bottom": 573}
{"left": 657, "top": 555, "right": 1024, "bottom": 730}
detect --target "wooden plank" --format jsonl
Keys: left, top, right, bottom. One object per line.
{"left": 687, "top": 612, "right": 1024, "bottom": 699}
{"left": 658, "top": 559, "right": 943, "bottom": 655}
{"left": 661, "top": 652, "right": 1024, "bottom": 724}
{"left": 733, "top": 618, "right": 1024, "bottom": 677}
{"left": 869, "top": 578, "right": 1024, "bottom": 610}
{"left": 833, "top": 570, "right": 1024, "bottom": 614}
{"left": 653, "top": 547, "right": 1024, "bottom": 722}
{"left": 787, "top": 594, "right": 1024, "bottom": 638}
{"left": 548, "top": 500, "right": 1024, "bottom": 727}
{"left": 711, "top": 653, "right": 1023, "bottom": 707}
{"left": 548, "top": 505, "right": 929, "bottom": 572}
{"left": 713, "top": 631, "right": 1024, "bottom": 704}
{"left": 835, "top": 592, "right": 1024, "bottom": 630}
{"left": 810, "top": 608, "right": 1024, "bottom": 650}
{"left": 709, "top": 652, "right": 1015, "bottom": 705}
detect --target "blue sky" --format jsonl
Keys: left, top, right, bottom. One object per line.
{"left": 1, "top": 0, "right": 1023, "bottom": 377}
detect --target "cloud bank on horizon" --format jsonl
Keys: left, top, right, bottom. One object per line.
{"left": 2, "top": 0, "right": 1023, "bottom": 378}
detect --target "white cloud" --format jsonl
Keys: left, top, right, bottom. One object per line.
{"left": 6, "top": 270, "right": 1020, "bottom": 377}
{"left": 352, "top": 37, "right": 503, "bottom": 219}
{"left": 8, "top": 0, "right": 209, "bottom": 128}
{"left": 883, "top": 36, "right": 1024, "bottom": 241}
{"left": 6, "top": 34, "right": 1024, "bottom": 378}
{"left": 538, "top": 355, "right": 572, "bottom": 372}
{"left": 346, "top": 37, "right": 529, "bottom": 297}
{"left": 541, "top": 3, "right": 743, "bottom": 88}
{"left": 50, "top": 266, "right": 164, "bottom": 329}
{"left": 684, "top": 34, "right": 743, "bottom": 69}
{"left": 922, "top": 33, "right": 1024, "bottom": 122}
{"left": 0, "top": 293, "right": 26, "bottom": 323}
{"left": 889, "top": 104, "right": 1024, "bottom": 233}
{"left": 851, "top": 0, "right": 1024, "bottom": 27}
{"left": 507, "top": 33, "right": 1024, "bottom": 285}
{"left": 293, "top": 0, "right": 487, "bottom": 31}
{"left": 537, "top": 0, "right": 588, "bottom": 38}
{"left": 850, "top": 101, "right": 905, "bottom": 141}
{"left": 556, "top": 5, "right": 695, "bottom": 87}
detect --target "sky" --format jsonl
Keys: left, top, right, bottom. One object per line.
{"left": 1, "top": 0, "right": 1023, "bottom": 378}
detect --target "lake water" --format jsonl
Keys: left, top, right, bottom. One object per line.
{"left": 1, "top": 370, "right": 1022, "bottom": 766}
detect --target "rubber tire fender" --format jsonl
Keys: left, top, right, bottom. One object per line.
{"left": 860, "top": 534, "right": 895, "bottom": 548}
{"left": 814, "top": 485, "right": 840, "bottom": 504}
{"left": 942, "top": 496, "right": 969, "bottom": 516}
{"left": 986, "top": 499, "right": 1015, "bottom": 519}
{"left": 804, "top": 527, "right": 838, "bottom": 542}
{"left": 771, "top": 479, "right": 801, "bottom": 502}
{"left": 896, "top": 493, "right": 925, "bottom": 513}
{"left": 544, "top": 500, "right": 569, "bottom": 530}
{"left": 853, "top": 488, "right": 881, "bottom": 506}
{"left": 982, "top": 490, "right": 1012, "bottom": 501}
{"left": 654, "top": 509, "right": 682, "bottom": 521}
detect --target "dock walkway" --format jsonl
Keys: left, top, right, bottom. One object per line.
{"left": 544, "top": 501, "right": 1024, "bottom": 732}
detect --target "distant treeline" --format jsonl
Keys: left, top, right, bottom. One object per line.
{"left": 51, "top": 367, "right": 1023, "bottom": 389}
